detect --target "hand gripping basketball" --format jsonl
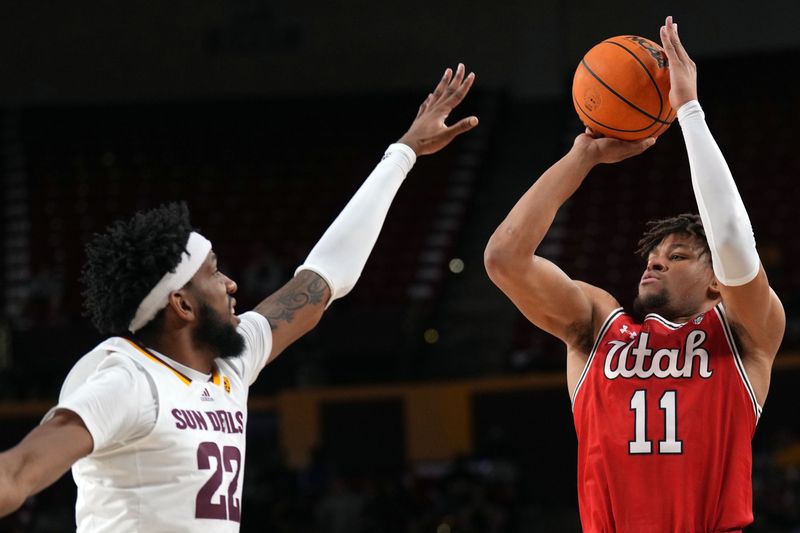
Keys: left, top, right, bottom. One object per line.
{"left": 574, "top": 128, "right": 656, "bottom": 165}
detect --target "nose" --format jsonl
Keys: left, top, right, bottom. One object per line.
{"left": 225, "top": 276, "right": 238, "bottom": 294}
{"left": 647, "top": 255, "right": 666, "bottom": 272}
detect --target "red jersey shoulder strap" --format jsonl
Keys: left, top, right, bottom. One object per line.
{"left": 572, "top": 307, "right": 625, "bottom": 408}
{"left": 713, "top": 304, "right": 762, "bottom": 420}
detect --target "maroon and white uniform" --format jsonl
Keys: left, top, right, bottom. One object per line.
{"left": 572, "top": 304, "right": 761, "bottom": 533}
{"left": 44, "top": 312, "right": 272, "bottom": 533}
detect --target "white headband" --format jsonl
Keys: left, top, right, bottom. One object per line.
{"left": 128, "top": 231, "right": 212, "bottom": 333}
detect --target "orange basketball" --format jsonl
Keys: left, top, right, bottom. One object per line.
{"left": 572, "top": 35, "right": 674, "bottom": 140}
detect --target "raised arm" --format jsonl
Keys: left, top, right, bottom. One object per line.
{"left": 484, "top": 133, "right": 654, "bottom": 350}
{"left": 0, "top": 410, "right": 92, "bottom": 517}
{"left": 255, "top": 64, "right": 478, "bottom": 360}
{"left": 660, "top": 16, "right": 784, "bottom": 403}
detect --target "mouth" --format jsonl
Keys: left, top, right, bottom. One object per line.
{"left": 640, "top": 275, "right": 660, "bottom": 286}
{"left": 229, "top": 298, "right": 239, "bottom": 324}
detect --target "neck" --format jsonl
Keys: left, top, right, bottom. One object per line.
{"left": 660, "top": 300, "right": 720, "bottom": 324}
{"left": 138, "top": 330, "right": 216, "bottom": 374}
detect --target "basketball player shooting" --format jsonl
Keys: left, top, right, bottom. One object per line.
{"left": 0, "top": 64, "right": 477, "bottom": 531}
{"left": 484, "top": 17, "right": 783, "bottom": 532}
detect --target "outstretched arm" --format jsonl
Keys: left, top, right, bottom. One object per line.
{"left": 661, "top": 16, "right": 784, "bottom": 404}
{"left": 255, "top": 64, "right": 479, "bottom": 361}
{"left": 0, "top": 410, "right": 93, "bottom": 517}
{"left": 484, "top": 133, "right": 653, "bottom": 350}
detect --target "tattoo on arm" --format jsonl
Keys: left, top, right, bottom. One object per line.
{"left": 257, "top": 270, "right": 328, "bottom": 330}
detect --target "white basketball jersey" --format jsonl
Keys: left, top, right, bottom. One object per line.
{"left": 68, "top": 339, "right": 252, "bottom": 533}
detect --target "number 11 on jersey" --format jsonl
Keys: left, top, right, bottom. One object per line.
{"left": 629, "top": 389, "right": 683, "bottom": 455}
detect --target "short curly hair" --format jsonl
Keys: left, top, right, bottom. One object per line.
{"left": 636, "top": 213, "right": 710, "bottom": 260}
{"left": 81, "top": 202, "right": 195, "bottom": 335}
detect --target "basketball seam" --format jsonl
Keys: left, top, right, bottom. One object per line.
{"left": 602, "top": 39, "right": 668, "bottom": 122}
{"left": 574, "top": 95, "right": 664, "bottom": 133}
{"left": 580, "top": 57, "right": 671, "bottom": 127}
{"left": 648, "top": 106, "right": 676, "bottom": 138}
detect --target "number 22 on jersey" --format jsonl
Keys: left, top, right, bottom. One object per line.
{"left": 196, "top": 442, "right": 242, "bottom": 522}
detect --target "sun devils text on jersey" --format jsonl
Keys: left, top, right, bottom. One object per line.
{"left": 572, "top": 304, "right": 761, "bottom": 533}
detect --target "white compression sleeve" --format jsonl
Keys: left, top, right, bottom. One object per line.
{"left": 295, "top": 143, "right": 416, "bottom": 303}
{"left": 678, "top": 100, "right": 760, "bottom": 286}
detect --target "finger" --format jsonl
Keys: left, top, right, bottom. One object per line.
{"left": 605, "top": 135, "right": 655, "bottom": 155}
{"left": 659, "top": 24, "right": 678, "bottom": 63}
{"left": 431, "top": 68, "right": 453, "bottom": 104}
{"left": 459, "top": 115, "right": 480, "bottom": 130}
{"left": 416, "top": 93, "right": 432, "bottom": 119}
{"left": 586, "top": 127, "right": 603, "bottom": 139}
{"left": 633, "top": 137, "right": 656, "bottom": 154}
{"left": 661, "top": 16, "right": 677, "bottom": 56}
{"left": 663, "top": 16, "right": 690, "bottom": 64}
{"left": 438, "top": 116, "right": 479, "bottom": 146}
{"left": 441, "top": 63, "right": 465, "bottom": 103}
{"left": 450, "top": 63, "right": 466, "bottom": 90}
{"left": 444, "top": 71, "right": 476, "bottom": 109}
{"left": 671, "top": 22, "right": 692, "bottom": 65}
{"left": 666, "top": 17, "right": 690, "bottom": 63}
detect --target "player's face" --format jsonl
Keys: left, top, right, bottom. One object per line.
{"left": 633, "top": 233, "right": 717, "bottom": 320}
{"left": 191, "top": 252, "right": 240, "bottom": 325}
{"left": 188, "top": 252, "right": 245, "bottom": 359}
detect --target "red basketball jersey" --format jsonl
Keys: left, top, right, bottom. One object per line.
{"left": 572, "top": 304, "right": 761, "bottom": 533}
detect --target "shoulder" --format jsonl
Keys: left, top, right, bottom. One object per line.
{"left": 235, "top": 311, "right": 273, "bottom": 359}
{"left": 571, "top": 282, "right": 621, "bottom": 352}
{"left": 575, "top": 282, "right": 619, "bottom": 313}
{"left": 718, "top": 270, "right": 785, "bottom": 360}
{"left": 237, "top": 311, "right": 272, "bottom": 336}
{"left": 60, "top": 337, "right": 153, "bottom": 402}
{"left": 219, "top": 311, "right": 273, "bottom": 385}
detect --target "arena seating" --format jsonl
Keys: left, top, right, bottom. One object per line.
{"left": 19, "top": 96, "right": 460, "bottom": 315}
{"left": 3, "top": 94, "right": 488, "bottom": 395}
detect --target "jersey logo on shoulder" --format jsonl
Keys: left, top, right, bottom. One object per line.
{"left": 693, "top": 313, "right": 704, "bottom": 325}
{"left": 201, "top": 388, "right": 214, "bottom": 402}
{"left": 223, "top": 376, "right": 231, "bottom": 394}
{"left": 620, "top": 324, "right": 637, "bottom": 339}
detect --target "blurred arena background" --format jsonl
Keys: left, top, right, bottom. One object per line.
{"left": 1, "top": 1, "right": 799, "bottom": 531}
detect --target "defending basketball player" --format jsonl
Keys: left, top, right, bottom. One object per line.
{"left": 484, "top": 17, "right": 784, "bottom": 532}
{"left": 0, "top": 64, "right": 477, "bottom": 530}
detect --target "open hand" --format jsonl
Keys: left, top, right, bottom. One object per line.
{"left": 660, "top": 15, "right": 698, "bottom": 110}
{"left": 398, "top": 63, "right": 479, "bottom": 156}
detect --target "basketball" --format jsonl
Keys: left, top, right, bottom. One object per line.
{"left": 572, "top": 35, "right": 674, "bottom": 140}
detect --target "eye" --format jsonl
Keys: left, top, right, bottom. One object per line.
{"left": 670, "top": 254, "right": 685, "bottom": 261}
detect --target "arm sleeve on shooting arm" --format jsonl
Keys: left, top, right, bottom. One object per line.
{"left": 295, "top": 143, "right": 417, "bottom": 304}
{"left": 679, "top": 100, "right": 760, "bottom": 287}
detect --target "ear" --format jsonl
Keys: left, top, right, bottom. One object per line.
{"left": 167, "top": 290, "right": 196, "bottom": 322}
{"left": 707, "top": 277, "right": 721, "bottom": 300}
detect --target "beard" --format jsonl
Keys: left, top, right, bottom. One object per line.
{"left": 631, "top": 289, "right": 670, "bottom": 322}
{"left": 192, "top": 301, "right": 245, "bottom": 360}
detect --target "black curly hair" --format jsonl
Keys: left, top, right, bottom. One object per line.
{"left": 636, "top": 213, "right": 710, "bottom": 261}
{"left": 81, "top": 202, "right": 195, "bottom": 335}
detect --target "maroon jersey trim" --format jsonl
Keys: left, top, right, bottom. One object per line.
{"left": 571, "top": 307, "right": 624, "bottom": 408}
